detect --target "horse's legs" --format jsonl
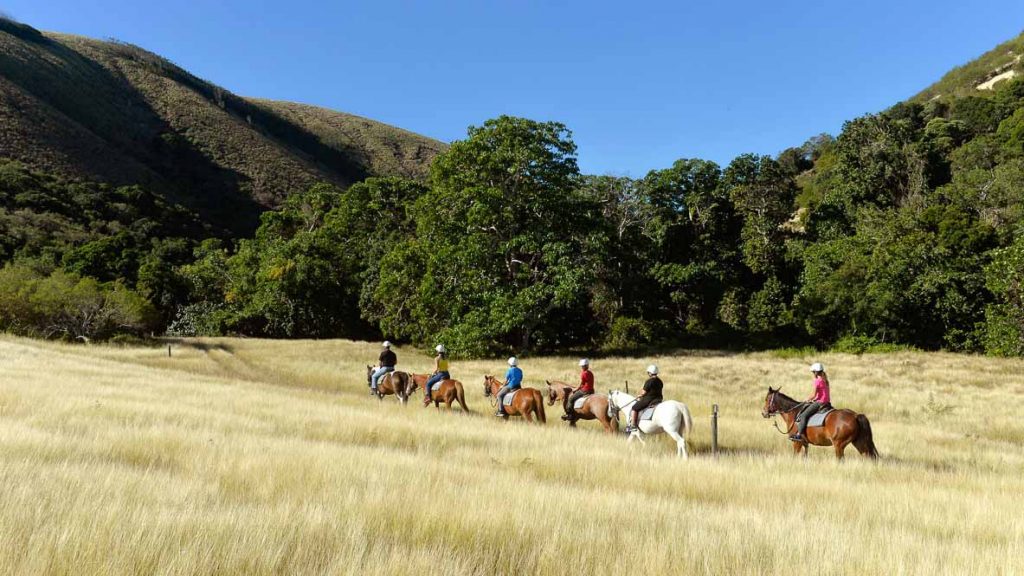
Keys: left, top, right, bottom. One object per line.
{"left": 834, "top": 438, "right": 849, "bottom": 460}
{"left": 665, "top": 428, "right": 688, "bottom": 460}
{"left": 792, "top": 442, "right": 803, "bottom": 457}
{"left": 523, "top": 408, "right": 534, "bottom": 423}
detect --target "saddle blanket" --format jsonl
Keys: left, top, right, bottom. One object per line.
{"left": 502, "top": 389, "right": 520, "bottom": 406}
{"left": 431, "top": 381, "right": 444, "bottom": 392}
{"left": 573, "top": 394, "right": 592, "bottom": 410}
{"left": 807, "top": 409, "right": 834, "bottom": 428}
{"left": 639, "top": 403, "right": 660, "bottom": 422}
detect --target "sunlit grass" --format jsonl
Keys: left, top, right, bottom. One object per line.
{"left": 1, "top": 336, "right": 1023, "bottom": 575}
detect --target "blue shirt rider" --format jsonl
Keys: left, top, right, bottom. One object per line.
{"left": 496, "top": 356, "right": 522, "bottom": 417}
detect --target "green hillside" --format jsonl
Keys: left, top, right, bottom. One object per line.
{"left": 0, "top": 18, "right": 445, "bottom": 234}
{"left": 912, "top": 30, "right": 1024, "bottom": 102}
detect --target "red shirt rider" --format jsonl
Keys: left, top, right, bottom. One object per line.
{"left": 579, "top": 367, "right": 594, "bottom": 394}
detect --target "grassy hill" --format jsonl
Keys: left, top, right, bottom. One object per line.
{"left": 0, "top": 18, "right": 445, "bottom": 234}
{"left": 1, "top": 336, "right": 1022, "bottom": 574}
{"left": 912, "top": 30, "right": 1024, "bottom": 102}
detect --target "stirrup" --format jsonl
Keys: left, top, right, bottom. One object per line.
{"left": 789, "top": 434, "right": 805, "bottom": 442}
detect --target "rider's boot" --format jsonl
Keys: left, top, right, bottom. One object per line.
{"left": 423, "top": 393, "right": 432, "bottom": 406}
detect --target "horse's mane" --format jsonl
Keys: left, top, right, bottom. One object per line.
{"left": 770, "top": 389, "right": 802, "bottom": 411}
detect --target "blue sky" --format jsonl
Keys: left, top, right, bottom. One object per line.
{"left": 4, "top": 1, "right": 1024, "bottom": 176}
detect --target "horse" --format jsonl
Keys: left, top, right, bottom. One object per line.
{"left": 761, "top": 387, "right": 879, "bottom": 460}
{"left": 365, "top": 365, "right": 414, "bottom": 405}
{"left": 607, "top": 390, "right": 693, "bottom": 458}
{"left": 407, "top": 373, "right": 470, "bottom": 412}
{"left": 546, "top": 380, "right": 617, "bottom": 433}
{"left": 482, "top": 375, "right": 546, "bottom": 424}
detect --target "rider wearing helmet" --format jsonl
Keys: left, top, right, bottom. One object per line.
{"left": 562, "top": 359, "right": 594, "bottom": 422}
{"left": 790, "top": 362, "right": 832, "bottom": 442}
{"left": 423, "top": 344, "right": 450, "bottom": 406}
{"left": 627, "top": 364, "right": 663, "bottom": 433}
{"left": 496, "top": 356, "right": 522, "bottom": 417}
{"left": 370, "top": 341, "right": 397, "bottom": 394}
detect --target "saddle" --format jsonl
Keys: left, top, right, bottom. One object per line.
{"left": 502, "top": 389, "right": 520, "bottom": 406}
{"left": 573, "top": 394, "right": 592, "bottom": 410}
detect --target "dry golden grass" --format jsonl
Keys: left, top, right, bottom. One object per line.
{"left": 2, "top": 336, "right": 1023, "bottom": 575}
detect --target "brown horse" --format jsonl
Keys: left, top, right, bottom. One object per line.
{"left": 762, "top": 387, "right": 879, "bottom": 460}
{"left": 546, "top": 381, "right": 617, "bottom": 433}
{"left": 483, "top": 375, "right": 546, "bottom": 424}
{"left": 365, "top": 365, "right": 414, "bottom": 405}
{"left": 408, "top": 373, "right": 470, "bottom": 412}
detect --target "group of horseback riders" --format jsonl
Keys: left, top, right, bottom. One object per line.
{"left": 368, "top": 341, "right": 874, "bottom": 459}
{"left": 370, "top": 341, "right": 831, "bottom": 434}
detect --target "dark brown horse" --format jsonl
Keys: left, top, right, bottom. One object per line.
{"left": 546, "top": 381, "right": 617, "bottom": 433}
{"left": 762, "top": 387, "right": 879, "bottom": 459}
{"left": 483, "top": 375, "right": 546, "bottom": 424}
{"left": 407, "top": 373, "right": 470, "bottom": 412}
{"left": 365, "top": 365, "right": 414, "bottom": 405}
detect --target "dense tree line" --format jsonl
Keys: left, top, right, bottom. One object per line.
{"left": 2, "top": 79, "right": 1024, "bottom": 355}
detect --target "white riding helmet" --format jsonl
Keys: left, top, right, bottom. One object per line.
{"left": 579, "top": 358, "right": 589, "bottom": 367}
{"left": 810, "top": 362, "right": 825, "bottom": 373}
{"left": 435, "top": 344, "right": 446, "bottom": 353}
{"left": 508, "top": 356, "right": 518, "bottom": 366}
{"left": 382, "top": 341, "right": 391, "bottom": 348}
{"left": 646, "top": 364, "right": 659, "bottom": 375}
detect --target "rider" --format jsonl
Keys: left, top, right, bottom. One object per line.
{"left": 627, "top": 364, "right": 663, "bottom": 433}
{"left": 562, "top": 359, "right": 594, "bottom": 421}
{"left": 423, "top": 344, "right": 450, "bottom": 406}
{"left": 370, "top": 341, "right": 397, "bottom": 394}
{"left": 496, "top": 356, "right": 522, "bottom": 417}
{"left": 790, "top": 362, "right": 832, "bottom": 442}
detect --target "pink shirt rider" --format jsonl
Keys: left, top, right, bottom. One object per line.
{"left": 813, "top": 376, "right": 830, "bottom": 403}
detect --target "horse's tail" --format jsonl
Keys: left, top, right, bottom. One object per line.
{"left": 454, "top": 381, "right": 470, "bottom": 413}
{"left": 854, "top": 414, "right": 879, "bottom": 459}
{"left": 680, "top": 403, "right": 693, "bottom": 436}
{"left": 534, "top": 390, "right": 546, "bottom": 423}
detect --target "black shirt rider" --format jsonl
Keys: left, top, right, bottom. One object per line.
{"left": 379, "top": 348, "right": 397, "bottom": 368}
{"left": 642, "top": 376, "right": 663, "bottom": 401}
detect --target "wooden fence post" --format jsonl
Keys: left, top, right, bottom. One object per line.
{"left": 711, "top": 404, "right": 719, "bottom": 457}
{"left": 168, "top": 344, "right": 172, "bottom": 358}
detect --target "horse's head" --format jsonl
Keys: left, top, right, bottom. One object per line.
{"left": 483, "top": 375, "right": 494, "bottom": 397}
{"left": 762, "top": 387, "right": 780, "bottom": 418}
{"left": 366, "top": 365, "right": 375, "bottom": 385}
{"left": 607, "top": 390, "right": 621, "bottom": 411}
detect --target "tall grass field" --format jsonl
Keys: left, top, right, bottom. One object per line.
{"left": 1, "top": 336, "right": 1022, "bottom": 575}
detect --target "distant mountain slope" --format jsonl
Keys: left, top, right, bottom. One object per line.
{"left": 0, "top": 18, "right": 445, "bottom": 233}
{"left": 912, "top": 30, "right": 1024, "bottom": 102}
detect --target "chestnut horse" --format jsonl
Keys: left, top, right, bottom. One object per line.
{"left": 482, "top": 375, "right": 546, "bottom": 424}
{"left": 407, "top": 373, "right": 470, "bottom": 412}
{"left": 365, "top": 365, "right": 414, "bottom": 405}
{"left": 546, "top": 381, "right": 617, "bottom": 433}
{"left": 762, "top": 387, "right": 879, "bottom": 460}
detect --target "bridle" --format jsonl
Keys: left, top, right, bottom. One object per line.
{"left": 764, "top": 390, "right": 799, "bottom": 435}
{"left": 607, "top": 392, "right": 637, "bottom": 418}
{"left": 483, "top": 376, "right": 497, "bottom": 407}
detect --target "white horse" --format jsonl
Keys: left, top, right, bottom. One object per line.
{"left": 607, "top": 390, "right": 693, "bottom": 459}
